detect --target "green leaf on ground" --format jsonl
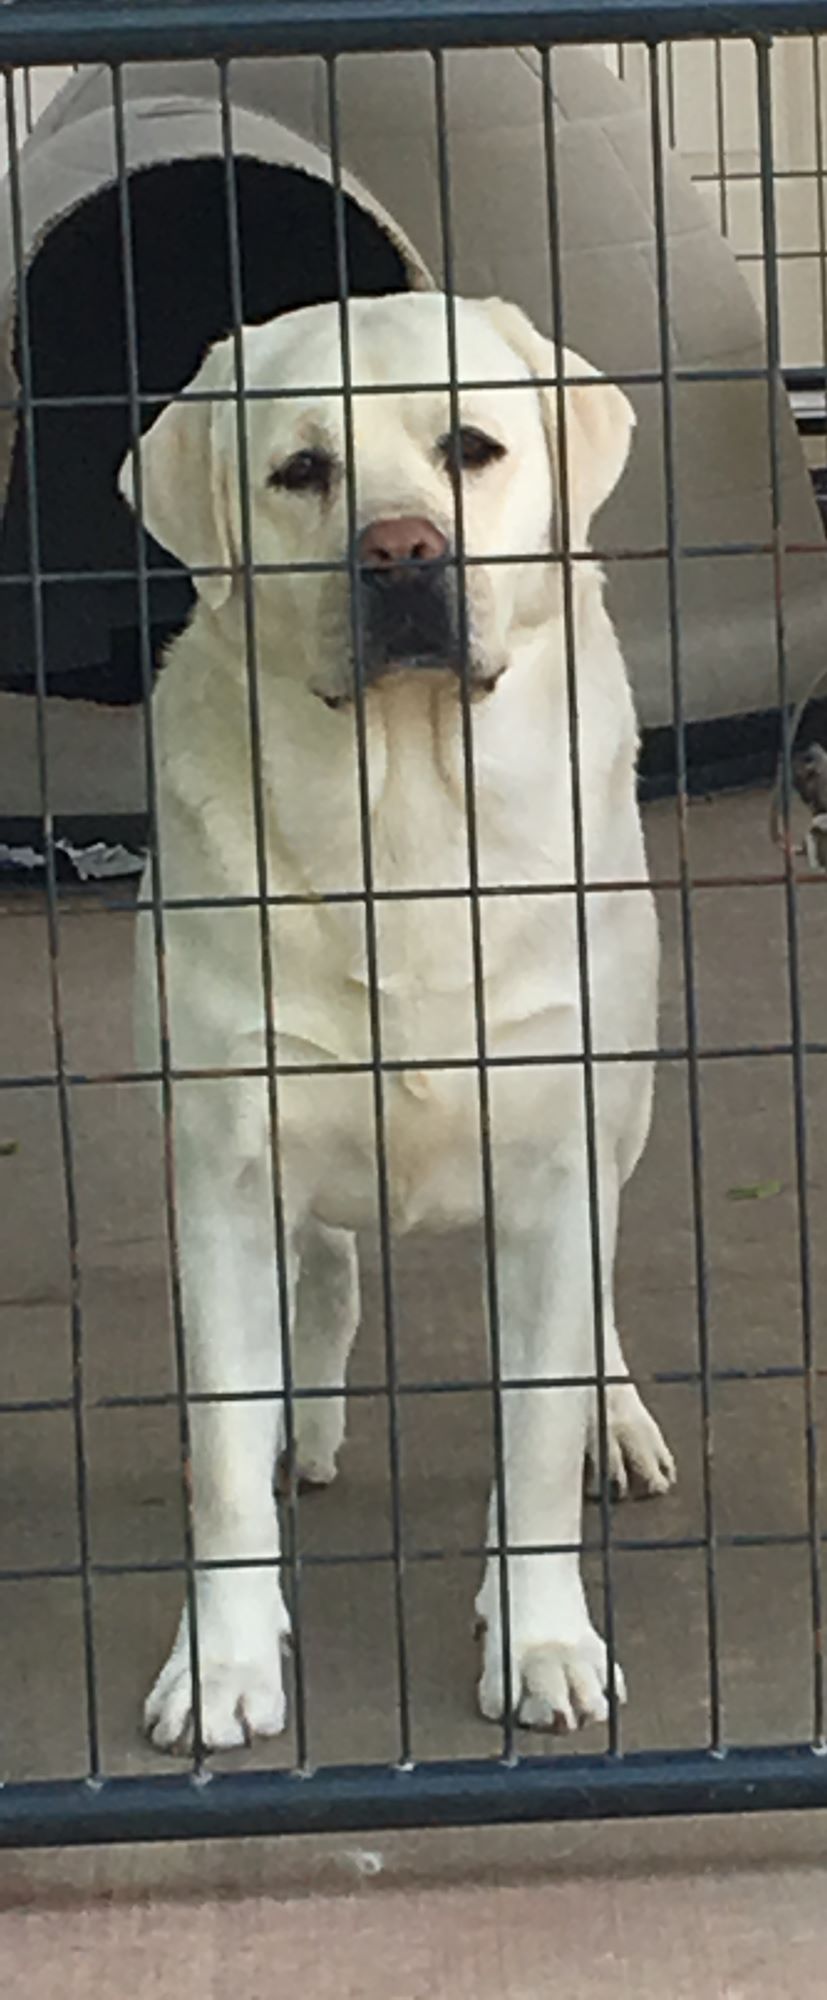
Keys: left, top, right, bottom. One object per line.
{"left": 726, "top": 1179, "right": 783, "bottom": 1202}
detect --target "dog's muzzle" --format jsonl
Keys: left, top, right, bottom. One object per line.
{"left": 356, "top": 514, "right": 457, "bottom": 684}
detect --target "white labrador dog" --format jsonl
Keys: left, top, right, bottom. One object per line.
{"left": 119, "top": 291, "right": 675, "bottom": 1754}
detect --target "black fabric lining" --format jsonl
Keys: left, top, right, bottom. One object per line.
{"left": 0, "top": 154, "right": 409, "bottom": 693}
{"left": 4, "top": 691, "right": 827, "bottom": 885}
{"left": 638, "top": 694, "right": 827, "bottom": 800}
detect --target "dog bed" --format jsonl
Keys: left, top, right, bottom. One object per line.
{"left": 0, "top": 48, "right": 822, "bottom": 871}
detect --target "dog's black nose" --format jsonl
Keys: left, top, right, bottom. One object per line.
{"left": 359, "top": 516, "right": 448, "bottom": 570}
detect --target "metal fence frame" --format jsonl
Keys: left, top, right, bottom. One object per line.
{"left": 2, "top": 1, "right": 827, "bottom": 65}
{"left": 1, "top": 0, "right": 826, "bottom": 1849}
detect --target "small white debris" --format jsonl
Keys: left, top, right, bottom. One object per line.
{"left": 0, "top": 842, "right": 43, "bottom": 872}
{"left": 57, "top": 838, "right": 142, "bottom": 879}
{"left": 0, "top": 837, "right": 143, "bottom": 880}
{"left": 341, "top": 1847, "right": 384, "bottom": 1877}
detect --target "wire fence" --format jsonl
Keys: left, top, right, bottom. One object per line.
{"left": 0, "top": 1, "right": 826, "bottom": 1847}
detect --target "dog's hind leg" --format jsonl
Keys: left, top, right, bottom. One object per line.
{"left": 583, "top": 1080, "right": 671, "bottom": 1504}
{"left": 584, "top": 1316, "right": 676, "bottom": 1502}
{"left": 289, "top": 1222, "right": 360, "bottom": 1488}
{"left": 583, "top": 1151, "right": 675, "bottom": 1501}
{"left": 476, "top": 1150, "right": 623, "bottom": 1733}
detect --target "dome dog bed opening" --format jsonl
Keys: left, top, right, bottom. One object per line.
{"left": 0, "top": 155, "right": 410, "bottom": 704}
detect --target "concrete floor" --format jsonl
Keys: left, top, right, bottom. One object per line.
{"left": 3, "top": 1814, "right": 827, "bottom": 1997}
{"left": 1, "top": 787, "right": 827, "bottom": 1987}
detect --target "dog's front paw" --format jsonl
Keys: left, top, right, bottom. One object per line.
{"left": 145, "top": 1592, "right": 290, "bottom": 1754}
{"left": 586, "top": 1383, "right": 676, "bottom": 1501}
{"left": 145, "top": 1645, "right": 287, "bottom": 1754}
{"left": 478, "top": 1619, "right": 624, "bottom": 1734}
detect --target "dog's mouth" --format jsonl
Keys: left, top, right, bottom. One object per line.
{"left": 360, "top": 562, "right": 457, "bottom": 681}
{"left": 316, "top": 562, "right": 504, "bottom": 708}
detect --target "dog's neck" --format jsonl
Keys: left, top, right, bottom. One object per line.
{"left": 162, "top": 589, "right": 634, "bottom": 909}
{"left": 257, "top": 623, "right": 589, "bottom": 899}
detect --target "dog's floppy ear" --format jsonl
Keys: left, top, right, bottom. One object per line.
{"left": 482, "top": 298, "right": 635, "bottom": 551}
{"left": 117, "top": 337, "right": 236, "bottom": 610}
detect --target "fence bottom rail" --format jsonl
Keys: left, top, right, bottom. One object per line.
{"left": 2, "top": 1745, "right": 827, "bottom": 1849}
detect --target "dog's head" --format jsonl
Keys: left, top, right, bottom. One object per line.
{"left": 119, "top": 293, "right": 634, "bottom": 705}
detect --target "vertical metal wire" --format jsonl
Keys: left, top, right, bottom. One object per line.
{"left": 755, "top": 36, "right": 824, "bottom": 1746}
{"left": 217, "top": 61, "right": 308, "bottom": 1768}
{"left": 3, "top": 72, "right": 100, "bottom": 1776}
{"left": 713, "top": 41, "right": 730, "bottom": 238}
{"left": 539, "top": 47, "right": 621, "bottom": 1751}
{"left": 325, "top": 57, "right": 413, "bottom": 1765}
{"left": 648, "top": 42, "right": 722, "bottom": 1753}
{"left": 110, "top": 68, "right": 205, "bottom": 1762}
{"left": 812, "top": 36, "right": 827, "bottom": 468}
{"left": 431, "top": 48, "right": 515, "bottom": 1756}
{"left": 22, "top": 66, "right": 33, "bottom": 137}
{"left": 665, "top": 42, "right": 678, "bottom": 151}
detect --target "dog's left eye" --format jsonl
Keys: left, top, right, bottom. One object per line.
{"left": 268, "top": 448, "right": 334, "bottom": 496}
{"left": 438, "top": 427, "right": 506, "bottom": 474}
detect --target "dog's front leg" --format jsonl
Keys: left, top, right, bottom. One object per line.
{"left": 476, "top": 1162, "right": 625, "bottom": 1734}
{"left": 145, "top": 1109, "right": 295, "bottom": 1754}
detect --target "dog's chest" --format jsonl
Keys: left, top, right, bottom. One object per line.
{"left": 157, "top": 663, "right": 653, "bottom": 1232}
{"left": 367, "top": 718, "right": 479, "bottom": 1036}
{"left": 270, "top": 697, "right": 590, "bottom": 1235}
{"left": 156, "top": 664, "right": 652, "bottom": 1231}
{"left": 271, "top": 678, "right": 579, "bottom": 1067}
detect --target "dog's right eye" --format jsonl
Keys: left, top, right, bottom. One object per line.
{"left": 268, "top": 448, "right": 334, "bottom": 496}
{"left": 438, "top": 426, "right": 507, "bottom": 474}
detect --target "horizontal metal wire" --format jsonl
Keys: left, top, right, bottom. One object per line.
{"left": 739, "top": 246, "right": 827, "bottom": 262}
{"left": 34, "top": 869, "right": 827, "bottom": 914}
{"left": 1, "top": 869, "right": 820, "bottom": 925}
{"left": 0, "top": 1522, "right": 825, "bottom": 1592}
{"left": 0, "top": 364, "right": 807, "bottom": 417}
{"left": 0, "top": 1362, "right": 818, "bottom": 1422}
{"left": 3, "top": 539, "right": 826, "bottom": 590}
{"left": 1, "top": 2, "right": 827, "bottom": 66}
{"left": 1, "top": 1038, "right": 826, "bottom": 1092}
{"left": 696, "top": 165, "right": 827, "bottom": 182}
